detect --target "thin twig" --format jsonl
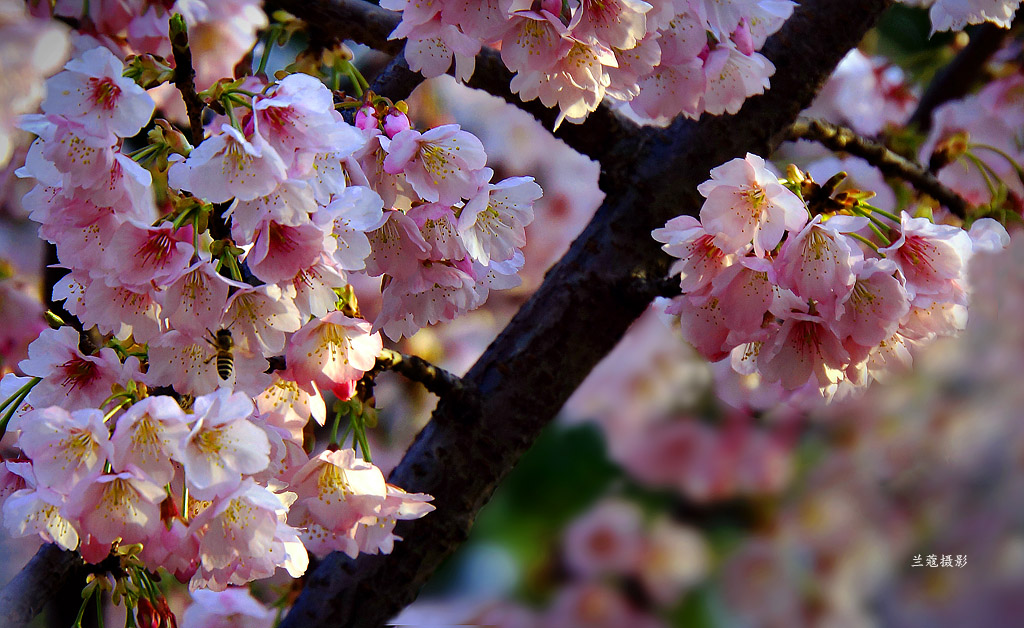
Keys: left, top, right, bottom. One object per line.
{"left": 169, "top": 14, "right": 206, "bottom": 147}
{"left": 788, "top": 117, "right": 970, "bottom": 217}
{"left": 372, "top": 349, "right": 470, "bottom": 400}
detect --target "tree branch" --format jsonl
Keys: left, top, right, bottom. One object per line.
{"left": 169, "top": 14, "right": 206, "bottom": 147}
{"left": 279, "top": 2, "right": 894, "bottom": 627}
{"left": 908, "top": 22, "right": 1012, "bottom": 132}
{"left": 268, "top": 0, "right": 641, "bottom": 164}
{"left": 373, "top": 349, "right": 470, "bottom": 400}
{"left": 789, "top": 117, "right": 970, "bottom": 217}
{"left": 0, "top": 544, "right": 82, "bottom": 628}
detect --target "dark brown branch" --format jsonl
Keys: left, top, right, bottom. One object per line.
{"left": 908, "top": 22, "right": 1013, "bottom": 132}
{"left": 373, "top": 349, "right": 470, "bottom": 400}
{"left": 270, "top": 0, "right": 404, "bottom": 56}
{"left": 169, "top": 14, "right": 206, "bottom": 147}
{"left": 788, "top": 117, "right": 970, "bottom": 217}
{"left": 0, "top": 544, "right": 82, "bottom": 628}
{"left": 279, "top": 2, "right": 894, "bottom": 627}
{"left": 268, "top": 0, "right": 640, "bottom": 164}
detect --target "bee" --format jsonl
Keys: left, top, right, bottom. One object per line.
{"left": 205, "top": 328, "right": 234, "bottom": 381}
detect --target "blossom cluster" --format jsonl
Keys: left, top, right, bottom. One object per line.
{"left": 920, "top": 71, "right": 1024, "bottom": 208}
{"left": 898, "top": 0, "right": 1021, "bottom": 32}
{"left": 382, "top": 0, "right": 795, "bottom": 126}
{"left": 653, "top": 152, "right": 1009, "bottom": 399}
{"left": 0, "top": 22, "right": 540, "bottom": 594}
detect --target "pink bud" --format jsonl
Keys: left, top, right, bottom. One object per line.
{"left": 732, "top": 19, "right": 755, "bottom": 56}
{"left": 355, "top": 105, "right": 378, "bottom": 131}
{"left": 383, "top": 109, "right": 412, "bottom": 138}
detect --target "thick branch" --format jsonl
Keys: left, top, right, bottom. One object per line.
{"left": 280, "top": 2, "right": 894, "bottom": 627}
{"left": 908, "top": 22, "right": 1012, "bottom": 132}
{"left": 269, "top": 0, "right": 640, "bottom": 163}
{"left": 373, "top": 349, "right": 470, "bottom": 400}
{"left": 0, "top": 544, "right": 82, "bottom": 628}
{"left": 789, "top": 117, "right": 969, "bottom": 217}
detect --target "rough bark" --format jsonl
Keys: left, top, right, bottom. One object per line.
{"left": 279, "top": 1, "right": 894, "bottom": 627}
{"left": 0, "top": 544, "right": 82, "bottom": 628}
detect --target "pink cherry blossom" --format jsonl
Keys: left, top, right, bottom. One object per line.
{"left": 286, "top": 313, "right": 383, "bottom": 399}
{"left": 167, "top": 124, "right": 288, "bottom": 203}
{"left": 19, "top": 326, "right": 130, "bottom": 410}
{"left": 833, "top": 258, "right": 910, "bottom": 349}
{"left": 879, "top": 211, "right": 973, "bottom": 301}
{"left": 15, "top": 406, "right": 112, "bottom": 492}
{"left": 652, "top": 215, "right": 733, "bottom": 292}
{"left": 252, "top": 72, "right": 347, "bottom": 172}
{"left": 759, "top": 291, "right": 850, "bottom": 390}
{"left": 563, "top": 499, "right": 644, "bottom": 577}
{"left": 223, "top": 284, "right": 302, "bottom": 356}
{"left": 161, "top": 261, "right": 236, "bottom": 335}
{"left": 375, "top": 261, "right": 479, "bottom": 341}
{"left": 246, "top": 219, "right": 326, "bottom": 284}
{"left": 314, "top": 186, "right": 388, "bottom": 271}
{"left": 382, "top": 124, "right": 488, "bottom": 204}
{"left": 774, "top": 215, "right": 866, "bottom": 317}
{"left": 109, "top": 396, "right": 189, "bottom": 485}
{"left": 255, "top": 372, "right": 327, "bottom": 441}
{"left": 459, "top": 172, "right": 541, "bottom": 264}
{"left": 42, "top": 45, "right": 154, "bottom": 139}
{"left": 179, "top": 389, "right": 270, "bottom": 499}
{"left": 63, "top": 467, "right": 165, "bottom": 546}
{"left": 573, "top": 0, "right": 652, "bottom": 50}
{"left": 2, "top": 461, "right": 79, "bottom": 550}
{"left": 188, "top": 478, "right": 304, "bottom": 590}
{"left": 105, "top": 220, "right": 195, "bottom": 287}
{"left": 702, "top": 43, "right": 774, "bottom": 116}
{"left": 663, "top": 291, "right": 731, "bottom": 362}
{"left": 228, "top": 178, "right": 315, "bottom": 243}
{"left": 181, "top": 588, "right": 275, "bottom": 628}
{"left": 697, "top": 153, "right": 807, "bottom": 256}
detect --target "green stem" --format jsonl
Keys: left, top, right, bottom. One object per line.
{"left": 193, "top": 214, "right": 201, "bottom": 260}
{"left": 965, "top": 153, "right": 998, "bottom": 199}
{"left": 127, "top": 144, "right": 159, "bottom": 162}
{"left": 848, "top": 232, "right": 880, "bottom": 253}
{"left": 330, "top": 407, "right": 342, "bottom": 445}
{"left": 103, "top": 400, "right": 131, "bottom": 423}
{"left": 857, "top": 202, "right": 902, "bottom": 224}
{"left": 849, "top": 206, "right": 893, "bottom": 246}
{"left": 0, "top": 377, "right": 40, "bottom": 415}
{"left": 255, "top": 24, "right": 282, "bottom": 76}
{"left": 970, "top": 143, "right": 1024, "bottom": 178}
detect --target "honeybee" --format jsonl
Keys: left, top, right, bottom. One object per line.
{"left": 205, "top": 328, "right": 234, "bottom": 381}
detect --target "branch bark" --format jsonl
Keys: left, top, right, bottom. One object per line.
{"left": 0, "top": 544, "right": 82, "bottom": 628}
{"left": 373, "top": 349, "right": 471, "bottom": 400}
{"left": 279, "top": 2, "right": 894, "bottom": 627}
{"left": 789, "top": 117, "right": 970, "bottom": 217}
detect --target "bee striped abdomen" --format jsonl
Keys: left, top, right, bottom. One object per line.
{"left": 209, "top": 329, "right": 234, "bottom": 381}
